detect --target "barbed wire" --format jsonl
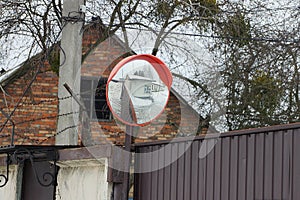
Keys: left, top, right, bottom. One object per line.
{"left": 0, "top": 10, "right": 84, "bottom": 144}
{"left": 1, "top": 5, "right": 299, "bottom": 146}
{"left": 37, "top": 124, "right": 79, "bottom": 145}
{"left": 0, "top": 111, "right": 78, "bottom": 129}
{"left": 0, "top": 111, "right": 80, "bottom": 144}
{"left": 0, "top": 133, "right": 10, "bottom": 139}
{"left": 0, "top": 95, "right": 74, "bottom": 110}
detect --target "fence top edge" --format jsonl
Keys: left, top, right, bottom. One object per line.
{"left": 133, "top": 122, "right": 300, "bottom": 148}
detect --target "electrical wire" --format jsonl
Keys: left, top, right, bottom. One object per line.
{"left": 0, "top": 10, "right": 86, "bottom": 145}
{"left": 0, "top": 8, "right": 82, "bottom": 132}
{"left": 114, "top": 25, "right": 300, "bottom": 44}
{"left": 1, "top": 6, "right": 300, "bottom": 145}
{"left": 79, "top": 18, "right": 300, "bottom": 44}
{"left": 0, "top": 62, "right": 42, "bottom": 134}
{"left": 218, "top": 5, "right": 300, "bottom": 14}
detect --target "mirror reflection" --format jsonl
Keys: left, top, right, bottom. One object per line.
{"left": 107, "top": 60, "right": 169, "bottom": 125}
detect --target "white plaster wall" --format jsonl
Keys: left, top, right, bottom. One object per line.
{"left": 0, "top": 165, "right": 19, "bottom": 200}
{"left": 56, "top": 159, "right": 112, "bottom": 200}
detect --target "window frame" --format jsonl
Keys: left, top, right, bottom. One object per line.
{"left": 80, "top": 76, "right": 112, "bottom": 121}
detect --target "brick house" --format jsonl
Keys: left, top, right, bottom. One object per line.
{"left": 0, "top": 23, "right": 208, "bottom": 147}
{"left": 1, "top": 21, "right": 298, "bottom": 200}
{"left": 0, "top": 22, "right": 211, "bottom": 200}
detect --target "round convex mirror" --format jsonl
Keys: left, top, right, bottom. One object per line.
{"left": 106, "top": 54, "right": 173, "bottom": 126}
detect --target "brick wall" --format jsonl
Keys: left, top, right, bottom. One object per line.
{"left": 0, "top": 61, "right": 58, "bottom": 146}
{"left": 86, "top": 91, "right": 203, "bottom": 146}
{"left": 81, "top": 26, "right": 204, "bottom": 146}
{"left": 0, "top": 25, "right": 205, "bottom": 147}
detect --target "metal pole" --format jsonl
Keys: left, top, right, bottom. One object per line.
{"left": 122, "top": 125, "right": 133, "bottom": 200}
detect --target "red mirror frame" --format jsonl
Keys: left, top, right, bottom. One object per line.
{"left": 106, "top": 54, "right": 173, "bottom": 126}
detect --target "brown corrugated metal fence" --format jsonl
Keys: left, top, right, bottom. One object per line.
{"left": 134, "top": 123, "right": 300, "bottom": 200}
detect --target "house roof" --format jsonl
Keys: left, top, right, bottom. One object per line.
{"left": 0, "top": 23, "right": 200, "bottom": 115}
{"left": 0, "top": 22, "right": 209, "bottom": 147}
{"left": 0, "top": 49, "right": 56, "bottom": 87}
{"left": 0, "top": 64, "right": 22, "bottom": 86}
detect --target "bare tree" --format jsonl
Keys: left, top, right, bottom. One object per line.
{"left": 202, "top": 0, "right": 300, "bottom": 130}
{"left": 1, "top": 0, "right": 298, "bottom": 132}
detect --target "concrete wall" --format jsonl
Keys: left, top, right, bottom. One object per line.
{"left": 56, "top": 158, "right": 112, "bottom": 200}
{"left": 0, "top": 165, "right": 20, "bottom": 200}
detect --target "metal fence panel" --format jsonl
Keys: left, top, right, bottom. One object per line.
{"left": 134, "top": 124, "right": 300, "bottom": 200}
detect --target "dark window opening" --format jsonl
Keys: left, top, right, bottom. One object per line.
{"left": 80, "top": 77, "right": 112, "bottom": 121}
